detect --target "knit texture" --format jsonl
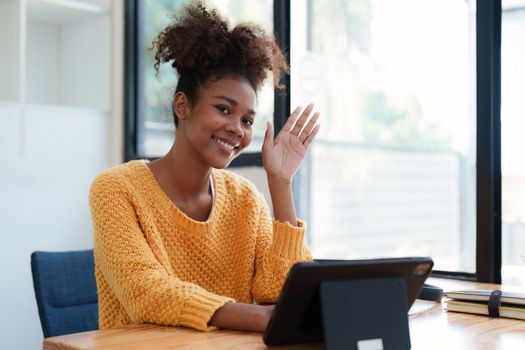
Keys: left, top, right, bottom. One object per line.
{"left": 89, "top": 160, "right": 312, "bottom": 331}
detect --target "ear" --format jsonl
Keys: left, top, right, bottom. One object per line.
{"left": 173, "top": 92, "right": 191, "bottom": 123}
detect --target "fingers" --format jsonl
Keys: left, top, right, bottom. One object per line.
{"left": 302, "top": 124, "right": 321, "bottom": 149}
{"left": 299, "top": 111, "right": 320, "bottom": 143}
{"left": 280, "top": 106, "right": 303, "bottom": 133}
{"left": 262, "top": 121, "right": 274, "bottom": 150}
{"left": 280, "top": 103, "right": 320, "bottom": 147}
{"left": 290, "top": 103, "right": 315, "bottom": 136}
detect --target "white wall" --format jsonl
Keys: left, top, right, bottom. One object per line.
{"left": 0, "top": 0, "right": 20, "bottom": 101}
{"left": 0, "top": 104, "right": 109, "bottom": 350}
{"left": 26, "top": 20, "right": 60, "bottom": 105}
{"left": 0, "top": 103, "right": 20, "bottom": 157}
{"left": 0, "top": 3, "right": 113, "bottom": 350}
{"left": 25, "top": 15, "right": 110, "bottom": 109}
{"left": 60, "top": 16, "right": 110, "bottom": 110}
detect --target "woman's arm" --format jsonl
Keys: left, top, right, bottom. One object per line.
{"left": 250, "top": 195, "right": 312, "bottom": 303}
{"left": 209, "top": 303, "right": 274, "bottom": 332}
{"left": 267, "top": 178, "right": 296, "bottom": 226}
{"left": 245, "top": 105, "right": 319, "bottom": 303}
{"left": 262, "top": 103, "right": 320, "bottom": 225}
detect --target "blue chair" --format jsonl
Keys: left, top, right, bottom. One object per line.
{"left": 31, "top": 250, "right": 99, "bottom": 338}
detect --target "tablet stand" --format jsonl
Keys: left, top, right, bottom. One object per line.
{"left": 320, "top": 278, "right": 411, "bottom": 350}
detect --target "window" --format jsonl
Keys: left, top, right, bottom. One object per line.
{"left": 501, "top": 1, "right": 525, "bottom": 285}
{"left": 129, "top": 0, "right": 274, "bottom": 164}
{"left": 126, "top": 0, "right": 505, "bottom": 282}
{"left": 291, "top": 0, "right": 476, "bottom": 273}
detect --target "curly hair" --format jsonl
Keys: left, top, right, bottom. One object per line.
{"left": 151, "top": 1, "right": 289, "bottom": 126}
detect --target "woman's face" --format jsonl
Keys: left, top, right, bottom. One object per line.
{"left": 176, "top": 76, "right": 256, "bottom": 169}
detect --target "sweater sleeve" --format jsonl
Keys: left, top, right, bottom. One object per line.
{"left": 89, "top": 174, "right": 233, "bottom": 331}
{"left": 251, "top": 194, "right": 313, "bottom": 304}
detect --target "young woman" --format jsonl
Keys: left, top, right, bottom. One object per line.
{"left": 89, "top": 2, "right": 320, "bottom": 333}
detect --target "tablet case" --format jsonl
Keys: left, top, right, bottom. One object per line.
{"left": 263, "top": 257, "right": 433, "bottom": 347}
{"left": 320, "top": 278, "right": 411, "bottom": 350}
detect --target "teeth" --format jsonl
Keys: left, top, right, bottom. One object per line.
{"left": 215, "top": 137, "right": 236, "bottom": 150}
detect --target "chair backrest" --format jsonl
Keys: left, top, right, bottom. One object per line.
{"left": 31, "top": 250, "right": 98, "bottom": 338}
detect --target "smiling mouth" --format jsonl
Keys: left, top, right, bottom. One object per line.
{"left": 212, "top": 136, "right": 240, "bottom": 154}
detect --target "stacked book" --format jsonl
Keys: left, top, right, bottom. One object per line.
{"left": 444, "top": 289, "right": 525, "bottom": 320}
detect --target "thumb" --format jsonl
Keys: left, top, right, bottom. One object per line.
{"left": 262, "top": 121, "right": 274, "bottom": 150}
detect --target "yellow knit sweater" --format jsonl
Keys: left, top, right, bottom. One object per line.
{"left": 89, "top": 160, "right": 312, "bottom": 331}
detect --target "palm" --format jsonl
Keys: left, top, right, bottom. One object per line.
{"left": 262, "top": 104, "right": 320, "bottom": 182}
{"left": 264, "top": 131, "right": 306, "bottom": 181}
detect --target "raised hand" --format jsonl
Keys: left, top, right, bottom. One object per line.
{"left": 262, "top": 103, "right": 320, "bottom": 184}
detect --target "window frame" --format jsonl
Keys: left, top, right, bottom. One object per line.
{"left": 474, "top": 0, "right": 502, "bottom": 283}
{"left": 430, "top": 0, "right": 502, "bottom": 283}
{"left": 124, "top": 0, "right": 503, "bottom": 283}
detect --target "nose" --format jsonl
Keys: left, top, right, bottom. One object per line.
{"left": 226, "top": 118, "right": 244, "bottom": 138}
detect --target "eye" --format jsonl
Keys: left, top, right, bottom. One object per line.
{"left": 216, "top": 105, "right": 231, "bottom": 115}
{"left": 243, "top": 118, "right": 254, "bottom": 126}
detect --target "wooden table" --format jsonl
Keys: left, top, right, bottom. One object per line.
{"left": 44, "top": 278, "right": 525, "bottom": 350}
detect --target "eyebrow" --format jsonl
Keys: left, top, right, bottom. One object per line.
{"left": 213, "top": 95, "right": 256, "bottom": 116}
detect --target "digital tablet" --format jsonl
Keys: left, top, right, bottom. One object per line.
{"left": 263, "top": 257, "right": 433, "bottom": 346}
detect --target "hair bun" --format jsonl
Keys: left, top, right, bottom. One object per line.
{"left": 152, "top": 1, "right": 289, "bottom": 91}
